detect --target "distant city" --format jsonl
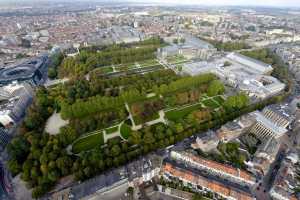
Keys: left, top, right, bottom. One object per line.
{"left": 0, "top": 1, "right": 300, "bottom": 200}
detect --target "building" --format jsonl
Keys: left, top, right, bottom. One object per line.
{"left": 158, "top": 34, "right": 217, "bottom": 60}
{"left": 249, "top": 105, "right": 293, "bottom": 141}
{"left": 226, "top": 52, "right": 273, "bottom": 75}
{"left": 239, "top": 75, "right": 286, "bottom": 100}
{"left": 127, "top": 154, "right": 162, "bottom": 187}
{"left": 0, "top": 82, "right": 34, "bottom": 128}
{"left": 192, "top": 113, "right": 256, "bottom": 152}
{"left": 170, "top": 151, "right": 256, "bottom": 187}
{"left": 182, "top": 52, "right": 285, "bottom": 101}
{"left": 0, "top": 55, "right": 48, "bottom": 86}
{"left": 246, "top": 137, "right": 281, "bottom": 177}
{"left": 162, "top": 163, "right": 254, "bottom": 200}
{"left": 269, "top": 152, "right": 299, "bottom": 200}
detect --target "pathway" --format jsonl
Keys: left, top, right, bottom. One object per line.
{"left": 145, "top": 110, "right": 167, "bottom": 126}
{"left": 103, "top": 124, "right": 123, "bottom": 143}
{"left": 125, "top": 103, "right": 142, "bottom": 131}
{"left": 112, "top": 65, "right": 117, "bottom": 73}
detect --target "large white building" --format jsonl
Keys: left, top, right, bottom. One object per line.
{"left": 158, "top": 34, "right": 217, "bottom": 60}
{"left": 182, "top": 52, "right": 285, "bottom": 100}
{"left": 226, "top": 52, "right": 273, "bottom": 75}
{"left": 249, "top": 105, "right": 293, "bottom": 140}
{"left": 0, "top": 81, "right": 33, "bottom": 128}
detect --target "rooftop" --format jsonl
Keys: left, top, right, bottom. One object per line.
{"left": 163, "top": 163, "right": 253, "bottom": 200}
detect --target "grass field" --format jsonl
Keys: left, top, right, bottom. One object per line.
{"left": 202, "top": 99, "right": 220, "bottom": 109}
{"left": 213, "top": 96, "right": 225, "bottom": 104}
{"left": 72, "top": 130, "right": 104, "bottom": 153}
{"left": 139, "top": 59, "right": 159, "bottom": 68}
{"left": 166, "top": 55, "right": 187, "bottom": 64}
{"left": 92, "top": 66, "right": 113, "bottom": 75}
{"left": 115, "top": 63, "right": 136, "bottom": 71}
{"left": 165, "top": 103, "right": 203, "bottom": 121}
{"left": 106, "top": 126, "right": 119, "bottom": 134}
{"left": 120, "top": 122, "right": 132, "bottom": 139}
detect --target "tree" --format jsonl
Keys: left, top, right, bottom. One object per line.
{"left": 207, "top": 80, "right": 225, "bottom": 97}
{"left": 173, "top": 38, "right": 179, "bottom": 44}
{"left": 48, "top": 68, "right": 57, "bottom": 79}
{"left": 128, "top": 131, "right": 141, "bottom": 144}
{"left": 111, "top": 145, "right": 121, "bottom": 157}
{"left": 143, "top": 131, "right": 155, "bottom": 144}
{"left": 7, "top": 160, "right": 21, "bottom": 176}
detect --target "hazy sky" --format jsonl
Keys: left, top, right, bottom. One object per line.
{"left": 131, "top": 0, "right": 300, "bottom": 7}
{"left": 0, "top": 0, "right": 299, "bottom": 7}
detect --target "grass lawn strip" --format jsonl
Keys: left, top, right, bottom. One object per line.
{"left": 120, "top": 122, "right": 132, "bottom": 139}
{"left": 72, "top": 130, "right": 104, "bottom": 153}
{"left": 165, "top": 103, "right": 203, "bottom": 121}
{"left": 106, "top": 126, "right": 119, "bottom": 134}
{"left": 202, "top": 99, "right": 220, "bottom": 109}
{"left": 213, "top": 96, "right": 225, "bottom": 104}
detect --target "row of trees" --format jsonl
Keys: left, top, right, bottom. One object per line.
{"left": 199, "top": 37, "right": 251, "bottom": 51}
{"left": 153, "top": 73, "right": 216, "bottom": 95}
{"left": 60, "top": 88, "right": 145, "bottom": 119}
{"left": 59, "top": 69, "right": 179, "bottom": 104}
{"left": 60, "top": 73, "right": 217, "bottom": 120}
{"left": 59, "top": 44, "right": 159, "bottom": 77}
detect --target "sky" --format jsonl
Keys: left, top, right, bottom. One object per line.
{"left": 0, "top": 0, "right": 299, "bottom": 8}
{"left": 130, "top": 0, "right": 300, "bottom": 7}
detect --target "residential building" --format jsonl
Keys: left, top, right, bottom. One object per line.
{"left": 269, "top": 152, "right": 299, "bottom": 200}
{"left": 162, "top": 163, "right": 254, "bottom": 200}
{"left": 170, "top": 151, "right": 256, "bottom": 187}
{"left": 246, "top": 137, "right": 281, "bottom": 177}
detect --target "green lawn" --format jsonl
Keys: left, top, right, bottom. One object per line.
{"left": 213, "top": 96, "right": 225, "bottom": 105}
{"left": 133, "top": 112, "right": 160, "bottom": 125}
{"left": 115, "top": 63, "right": 136, "bottom": 71}
{"left": 72, "top": 130, "right": 104, "bottom": 153}
{"left": 139, "top": 59, "right": 159, "bottom": 68}
{"left": 165, "top": 103, "right": 203, "bottom": 121}
{"left": 106, "top": 126, "right": 119, "bottom": 134}
{"left": 120, "top": 123, "right": 132, "bottom": 139}
{"left": 100, "top": 66, "right": 113, "bottom": 74}
{"left": 92, "top": 66, "right": 113, "bottom": 75}
{"left": 166, "top": 55, "right": 187, "bottom": 64}
{"left": 202, "top": 99, "right": 220, "bottom": 109}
